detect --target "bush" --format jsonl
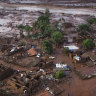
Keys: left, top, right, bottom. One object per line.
{"left": 42, "top": 39, "right": 53, "bottom": 54}
{"left": 87, "top": 17, "right": 96, "bottom": 25}
{"left": 77, "top": 24, "right": 90, "bottom": 32}
{"left": 82, "top": 38, "right": 95, "bottom": 49}
{"left": 51, "top": 32, "right": 63, "bottom": 44}
{"left": 55, "top": 70, "right": 65, "bottom": 79}
{"left": 24, "top": 25, "right": 33, "bottom": 31}
{"left": 17, "top": 24, "right": 25, "bottom": 29}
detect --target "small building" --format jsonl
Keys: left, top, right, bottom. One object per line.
{"left": 28, "top": 48, "right": 37, "bottom": 56}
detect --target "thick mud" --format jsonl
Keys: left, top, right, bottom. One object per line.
{"left": 0, "top": 3, "right": 96, "bottom": 37}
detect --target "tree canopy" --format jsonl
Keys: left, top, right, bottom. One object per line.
{"left": 87, "top": 17, "right": 96, "bottom": 25}
{"left": 77, "top": 24, "right": 90, "bottom": 32}
{"left": 42, "top": 39, "right": 53, "bottom": 54}
{"left": 51, "top": 32, "right": 63, "bottom": 44}
{"left": 82, "top": 38, "right": 95, "bottom": 49}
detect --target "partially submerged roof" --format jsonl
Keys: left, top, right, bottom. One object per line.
{"left": 64, "top": 45, "right": 79, "bottom": 50}
{"left": 28, "top": 48, "right": 37, "bottom": 56}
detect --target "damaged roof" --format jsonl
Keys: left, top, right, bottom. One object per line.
{"left": 28, "top": 48, "right": 37, "bottom": 56}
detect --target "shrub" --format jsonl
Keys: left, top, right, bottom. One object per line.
{"left": 82, "top": 38, "right": 95, "bottom": 49}
{"left": 42, "top": 39, "right": 53, "bottom": 54}
{"left": 77, "top": 24, "right": 90, "bottom": 32}
{"left": 55, "top": 70, "right": 65, "bottom": 79}
{"left": 24, "top": 25, "right": 33, "bottom": 31}
{"left": 87, "top": 17, "right": 96, "bottom": 25}
{"left": 17, "top": 24, "right": 25, "bottom": 29}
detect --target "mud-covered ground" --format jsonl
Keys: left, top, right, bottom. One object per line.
{"left": 1, "top": 0, "right": 96, "bottom": 7}
{"left": 0, "top": 2, "right": 96, "bottom": 96}
{"left": 0, "top": 3, "right": 96, "bottom": 37}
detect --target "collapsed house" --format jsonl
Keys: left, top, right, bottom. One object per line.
{"left": 81, "top": 51, "right": 96, "bottom": 64}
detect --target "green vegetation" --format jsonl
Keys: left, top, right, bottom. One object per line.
{"left": 87, "top": 17, "right": 96, "bottom": 25}
{"left": 45, "top": 8, "right": 50, "bottom": 18}
{"left": 17, "top": 25, "right": 32, "bottom": 31}
{"left": 55, "top": 70, "right": 65, "bottom": 79}
{"left": 40, "top": 25, "right": 54, "bottom": 36}
{"left": 51, "top": 32, "right": 63, "bottom": 44}
{"left": 64, "top": 47, "right": 69, "bottom": 54}
{"left": 17, "top": 24, "right": 33, "bottom": 37}
{"left": 19, "top": 42, "right": 26, "bottom": 46}
{"left": 42, "top": 39, "right": 53, "bottom": 54}
{"left": 2, "top": 91, "right": 7, "bottom": 95}
{"left": 32, "top": 9, "right": 52, "bottom": 38}
{"left": 33, "top": 11, "right": 50, "bottom": 30}
{"left": 31, "top": 32, "right": 44, "bottom": 40}
{"left": 82, "top": 38, "right": 95, "bottom": 49}
{"left": 17, "top": 9, "right": 64, "bottom": 41}
{"left": 0, "top": 81, "right": 5, "bottom": 86}
{"left": 17, "top": 24, "right": 25, "bottom": 29}
{"left": 77, "top": 24, "right": 90, "bottom": 32}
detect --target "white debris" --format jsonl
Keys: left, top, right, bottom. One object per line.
{"left": 46, "top": 87, "right": 49, "bottom": 91}
{"left": 24, "top": 90, "right": 27, "bottom": 94}
{"left": 49, "top": 56, "right": 55, "bottom": 59}
{"left": 20, "top": 73, "right": 24, "bottom": 77}
{"left": 10, "top": 47, "right": 16, "bottom": 52}
{"left": 17, "top": 70, "right": 20, "bottom": 72}
{"left": 74, "top": 56, "right": 81, "bottom": 61}
{"left": 56, "top": 63, "right": 68, "bottom": 69}
{"left": 40, "top": 69, "right": 45, "bottom": 72}
{"left": 36, "top": 53, "right": 41, "bottom": 58}
{"left": 30, "top": 71, "right": 33, "bottom": 73}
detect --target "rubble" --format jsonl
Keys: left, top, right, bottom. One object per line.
{"left": 54, "top": 63, "right": 70, "bottom": 72}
